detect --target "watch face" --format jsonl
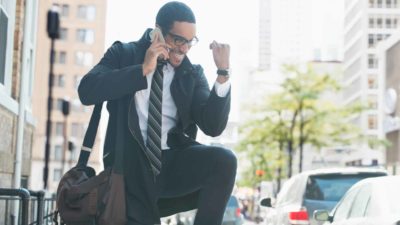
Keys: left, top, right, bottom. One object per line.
{"left": 385, "top": 88, "right": 397, "bottom": 114}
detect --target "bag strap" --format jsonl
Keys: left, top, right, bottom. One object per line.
{"left": 77, "top": 103, "right": 103, "bottom": 166}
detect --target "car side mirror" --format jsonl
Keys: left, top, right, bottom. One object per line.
{"left": 259, "top": 197, "right": 272, "bottom": 207}
{"left": 313, "top": 210, "right": 331, "bottom": 222}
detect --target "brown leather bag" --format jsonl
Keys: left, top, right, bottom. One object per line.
{"left": 56, "top": 103, "right": 126, "bottom": 225}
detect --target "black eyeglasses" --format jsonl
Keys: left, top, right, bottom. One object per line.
{"left": 167, "top": 32, "right": 199, "bottom": 47}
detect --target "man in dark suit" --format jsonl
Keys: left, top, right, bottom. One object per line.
{"left": 78, "top": 2, "right": 237, "bottom": 225}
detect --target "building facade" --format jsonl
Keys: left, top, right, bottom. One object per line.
{"left": 0, "top": 0, "right": 38, "bottom": 189}
{"left": 30, "top": 0, "right": 106, "bottom": 191}
{"left": 342, "top": 0, "right": 400, "bottom": 165}
{"left": 377, "top": 31, "right": 400, "bottom": 174}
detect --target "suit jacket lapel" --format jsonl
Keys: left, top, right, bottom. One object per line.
{"left": 171, "top": 56, "right": 195, "bottom": 130}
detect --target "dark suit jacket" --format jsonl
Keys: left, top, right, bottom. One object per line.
{"left": 77, "top": 29, "right": 231, "bottom": 221}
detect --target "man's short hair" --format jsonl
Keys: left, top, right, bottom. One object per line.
{"left": 156, "top": 1, "right": 196, "bottom": 34}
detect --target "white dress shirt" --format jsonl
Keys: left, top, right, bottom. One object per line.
{"left": 134, "top": 63, "right": 231, "bottom": 150}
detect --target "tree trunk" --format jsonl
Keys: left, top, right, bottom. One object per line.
{"left": 288, "top": 140, "right": 293, "bottom": 178}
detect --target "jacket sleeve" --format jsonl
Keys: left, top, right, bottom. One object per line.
{"left": 191, "top": 65, "right": 231, "bottom": 137}
{"left": 78, "top": 41, "right": 147, "bottom": 105}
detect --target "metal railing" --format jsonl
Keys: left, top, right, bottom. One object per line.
{"left": 0, "top": 188, "right": 59, "bottom": 225}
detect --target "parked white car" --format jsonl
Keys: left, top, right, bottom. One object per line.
{"left": 314, "top": 175, "right": 400, "bottom": 225}
{"left": 260, "top": 167, "right": 388, "bottom": 225}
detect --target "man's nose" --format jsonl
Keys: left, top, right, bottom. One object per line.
{"left": 179, "top": 43, "right": 190, "bottom": 54}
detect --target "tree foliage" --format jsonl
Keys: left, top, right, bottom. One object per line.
{"left": 236, "top": 64, "right": 377, "bottom": 186}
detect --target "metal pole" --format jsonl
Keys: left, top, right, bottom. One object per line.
{"left": 44, "top": 7, "right": 60, "bottom": 189}
{"left": 0, "top": 188, "right": 30, "bottom": 225}
{"left": 61, "top": 99, "right": 70, "bottom": 174}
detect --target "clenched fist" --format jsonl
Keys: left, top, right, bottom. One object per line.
{"left": 210, "top": 41, "right": 230, "bottom": 70}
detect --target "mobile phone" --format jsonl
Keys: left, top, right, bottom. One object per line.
{"left": 150, "top": 27, "right": 168, "bottom": 65}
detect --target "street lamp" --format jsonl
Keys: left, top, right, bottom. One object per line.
{"left": 43, "top": 5, "right": 59, "bottom": 189}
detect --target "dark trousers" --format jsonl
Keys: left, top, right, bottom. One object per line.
{"left": 125, "top": 143, "right": 237, "bottom": 225}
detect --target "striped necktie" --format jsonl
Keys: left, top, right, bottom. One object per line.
{"left": 146, "top": 64, "right": 164, "bottom": 175}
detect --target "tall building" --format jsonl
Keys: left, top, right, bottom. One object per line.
{"left": 342, "top": 0, "right": 400, "bottom": 164}
{"left": 30, "top": 0, "right": 106, "bottom": 191}
{"left": 0, "top": 0, "right": 38, "bottom": 188}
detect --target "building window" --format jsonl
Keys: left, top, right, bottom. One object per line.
{"left": 56, "top": 51, "right": 67, "bottom": 64}
{"left": 59, "top": 28, "right": 68, "bottom": 41}
{"left": 368, "top": 95, "right": 378, "bottom": 109}
{"left": 369, "top": 0, "right": 375, "bottom": 7}
{"left": 386, "top": 18, "right": 392, "bottom": 28}
{"left": 369, "top": 18, "right": 375, "bottom": 28}
{"left": 368, "top": 54, "right": 378, "bottom": 68}
{"left": 77, "top": 5, "right": 96, "bottom": 21}
{"left": 394, "top": 0, "right": 398, "bottom": 7}
{"left": 54, "top": 145, "right": 63, "bottom": 160}
{"left": 54, "top": 98, "right": 63, "bottom": 111}
{"left": 368, "top": 34, "right": 375, "bottom": 48}
{"left": 394, "top": 18, "right": 398, "bottom": 28}
{"left": 75, "top": 51, "right": 93, "bottom": 67}
{"left": 76, "top": 29, "right": 94, "bottom": 44}
{"left": 55, "top": 122, "right": 64, "bottom": 136}
{"left": 53, "top": 169, "right": 62, "bottom": 182}
{"left": 53, "top": 74, "right": 65, "bottom": 87}
{"left": 368, "top": 74, "right": 378, "bottom": 89}
{"left": 377, "top": 0, "right": 383, "bottom": 7}
{"left": 387, "top": 0, "right": 392, "bottom": 8}
{"left": 377, "top": 34, "right": 383, "bottom": 42}
{"left": 57, "top": 4, "right": 69, "bottom": 17}
{"left": 368, "top": 115, "right": 378, "bottom": 130}
{"left": 377, "top": 18, "right": 383, "bottom": 28}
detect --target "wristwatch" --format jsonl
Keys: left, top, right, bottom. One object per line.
{"left": 217, "top": 69, "right": 230, "bottom": 77}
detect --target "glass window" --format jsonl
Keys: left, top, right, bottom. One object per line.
{"left": 349, "top": 185, "right": 371, "bottom": 218}
{"left": 0, "top": 6, "right": 8, "bottom": 84}
{"left": 53, "top": 168, "right": 62, "bottom": 181}
{"left": 58, "top": 51, "right": 66, "bottom": 64}
{"left": 55, "top": 122, "right": 64, "bottom": 136}
{"left": 60, "top": 4, "right": 69, "bottom": 17}
{"left": 59, "top": 28, "right": 68, "bottom": 41}
{"left": 54, "top": 98, "right": 63, "bottom": 111}
{"left": 368, "top": 74, "right": 378, "bottom": 89}
{"left": 394, "top": 18, "right": 398, "bottom": 28}
{"left": 304, "top": 174, "right": 376, "bottom": 202}
{"left": 387, "top": 0, "right": 392, "bottom": 8}
{"left": 377, "top": 0, "right": 383, "bottom": 7}
{"left": 368, "top": 54, "right": 377, "bottom": 68}
{"left": 368, "top": 34, "right": 375, "bottom": 48}
{"left": 332, "top": 189, "right": 359, "bottom": 222}
{"left": 77, "top": 5, "right": 96, "bottom": 21}
{"left": 76, "top": 29, "right": 94, "bottom": 44}
{"left": 386, "top": 18, "right": 392, "bottom": 28}
{"left": 75, "top": 51, "right": 93, "bottom": 66}
{"left": 369, "top": 18, "right": 375, "bottom": 28}
{"left": 377, "top": 18, "right": 383, "bottom": 28}
{"left": 54, "top": 145, "right": 63, "bottom": 160}
{"left": 368, "top": 115, "right": 377, "bottom": 130}
{"left": 368, "top": 95, "right": 378, "bottom": 109}
{"left": 54, "top": 74, "right": 65, "bottom": 87}
{"left": 369, "top": 0, "right": 375, "bottom": 7}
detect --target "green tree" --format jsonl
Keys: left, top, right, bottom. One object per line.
{"left": 237, "top": 64, "right": 371, "bottom": 186}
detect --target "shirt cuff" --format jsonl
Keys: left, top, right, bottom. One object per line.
{"left": 214, "top": 80, "right": 231, "bottom": 97}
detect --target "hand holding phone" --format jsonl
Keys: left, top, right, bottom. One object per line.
{"left": 142, "top": 27, "right": 170, "bottom": 76}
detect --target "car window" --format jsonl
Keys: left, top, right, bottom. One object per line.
{"left": 332, "top": 188, "right": 359, "bottom": 222}
{"left": 227, "top": 196, "right": 239, "bottom": 207}
{"left": 304, "top": 173, "right": 382, "bottom": 202}
{"left": 348, "top": 185, "right": 371, "bottom": 218}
